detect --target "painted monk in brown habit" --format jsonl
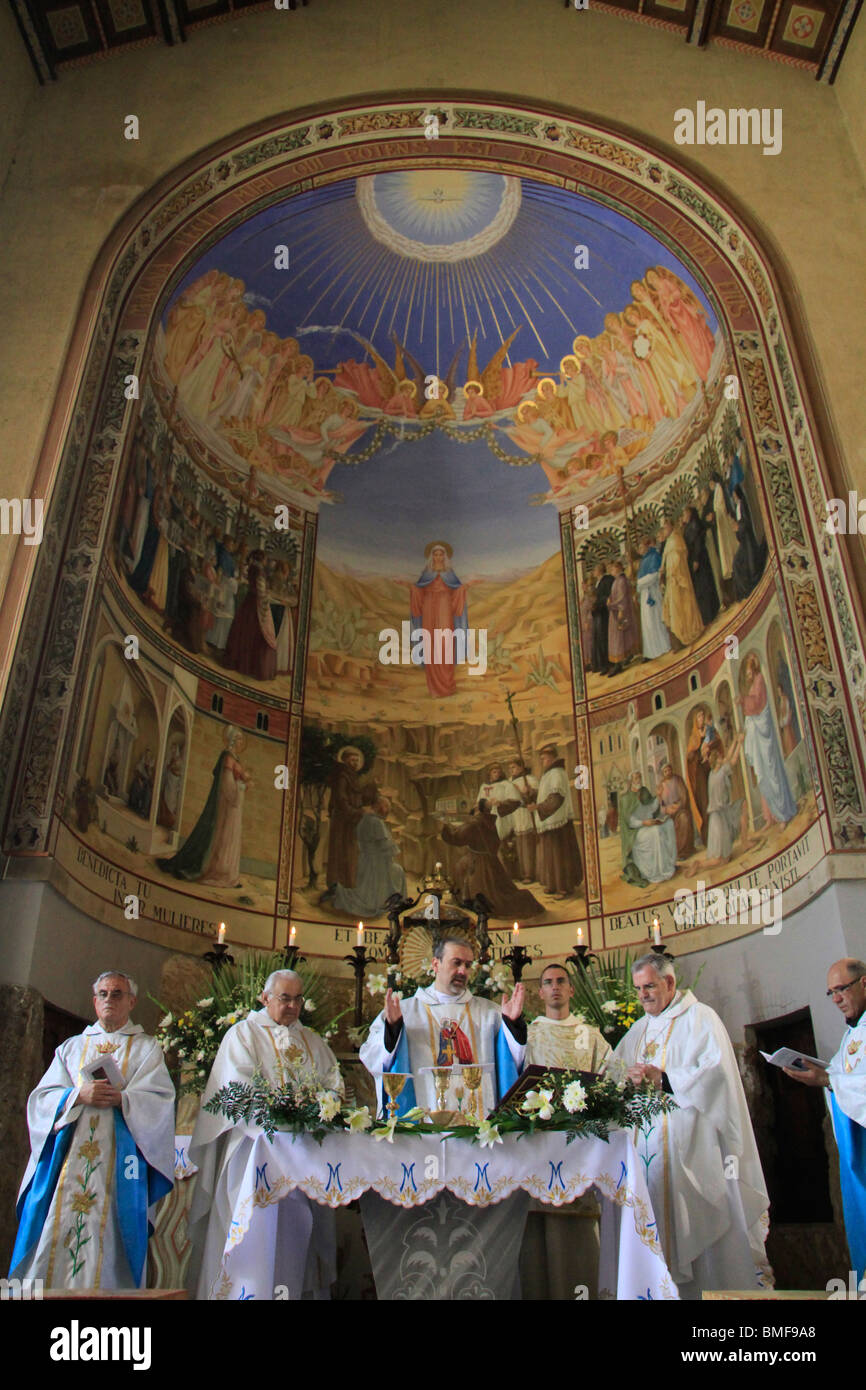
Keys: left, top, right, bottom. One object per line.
{"left": 325, "top": 746, "right": 365, "bottom": 889}
{"left": 440, "top": 802, "right": 543, "bottom": 920}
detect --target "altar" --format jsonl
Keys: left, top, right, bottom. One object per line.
{"left": 189, "top": 1126, "right": 677, "bottom": 1300}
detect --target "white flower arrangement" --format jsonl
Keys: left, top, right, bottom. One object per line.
{"left": 316, "top": 1091, "right": 342, "bottom": 1122}
{"left": 562, "top": 1080, "right": 587, "bottom": 1114}
{"left": 346, "top": 1106, "right": 373, "bottom": 1132}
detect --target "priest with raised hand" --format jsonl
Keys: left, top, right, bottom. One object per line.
{"left": 360, "top": 935, "right": 525, "bottom": 1117}
{"left": 188, "top": 969, "right": 342, "bottom": 1301}
{"left": 527, "top": 962, "right": 611, "bottom": 1072}
{"left": 783, "top": 958, "right": 866, "bottom": 1282}
{"left": 611, "top": 952, "right": 770, "bottom": 1299}
{"left": 9, "top": 970, "right": 175, "bottom": 1292}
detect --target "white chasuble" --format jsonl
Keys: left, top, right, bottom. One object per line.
{"left": 359, "top": 987, "right": 524, "bottom": 1118}
{"left": 827, "top": 1014, "right": 866, "bottom": 1126}
{"left": 188, "top": 1011, "right": 342, "bottom": 1300}
{"left": 12, "top": 1023, "right": 175, "bottom": 1290}
{"left": 612, "top": 991, "right": 770, "bottom": 1298}
{"left": 526, "top": 1013, "right": 612, "bottom": 1072}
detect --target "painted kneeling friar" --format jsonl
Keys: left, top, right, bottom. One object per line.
{"left": 10, "top": 970, "right": 175, "bottom": 1291}
{"left": 188, "top": 970, "right": 342, "bottom": 1301}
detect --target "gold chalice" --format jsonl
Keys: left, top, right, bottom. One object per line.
{"left": 382, "top": 1072, "right": 409, "bottom": 1121}
{"left": 454, "top": 1080, "right": 465, "bottom": 1113}
{"left": 431, "top": 1066, "right": 453, "bottom": 1113}
{"left": 461, "top": 1064, "right": 484, "bottom": 1122}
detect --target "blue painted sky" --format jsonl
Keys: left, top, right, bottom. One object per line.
{"left": 317, "top": 429, "right": 559, "bottom": 579}
{"left": 165, "top": 174, "right": 718, "bottom": 382}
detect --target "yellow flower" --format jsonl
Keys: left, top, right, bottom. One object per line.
{"left": 71, "top": 1190, "right": 97, "bottom": 1215}
{"left": 77, "top": 1139, "right": 101, "bottom": 1162}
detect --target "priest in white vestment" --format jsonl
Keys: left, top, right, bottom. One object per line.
{"left": 611, "top": 953, "right": 770, "bottom": 1299}
{"left": 188, "top": 969, "right": 342, "bottom": 1301}
{"left": 9, "top": 971, "right": 175, "bottom": 1291}
{"left": 360, "top": 936, "right": 526, "bottom": 1118}
{"left": 527, "top": 962, "right": 612, "bottom": 1072}
{"left": 783, "top": 958, "right": 866, "bottom": 1280}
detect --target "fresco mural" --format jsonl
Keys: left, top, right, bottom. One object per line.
{"left": 45, "top": 164, "right": 822, "bottom": 957}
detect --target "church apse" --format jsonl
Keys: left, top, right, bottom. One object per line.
{"left": 2, "top": 105, "right": 863, "bottom": 973}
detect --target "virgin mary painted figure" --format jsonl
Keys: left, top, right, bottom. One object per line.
{"left": 409, "top": 541, "right": 468, "bottom": 699}
{"left": 157, "top": 726, "right": 251, "bottom": 887}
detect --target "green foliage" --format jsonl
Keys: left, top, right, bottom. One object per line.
{"left": 526, "top": 644, "right": 564, "bottom": 691}
{"left": 311, "top": 596, "right": 375, "bottom": 656}
{"left": 151, "top": 951, "right": 346, "bottom": 1097}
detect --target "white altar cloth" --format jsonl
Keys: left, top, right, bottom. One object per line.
{"left": 209, "top": 1127, "right": 677, "bottom": 1300}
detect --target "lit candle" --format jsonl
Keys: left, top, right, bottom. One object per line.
{"left": 357, "top": 921, "right": 364, "bottom": 946}
{"left": 218, "top": 922, "right": 226, "bottom": 945}
{"left": 289, "top": 924, "right": 296, "bottom": 946}
{"left": 652, "top": 917, "right": 662, "bottom": 947}
{"left": 577, "top": 925, "right": 584, "bottom": 944}
{"left": 512, "top": 921, "right": 519, "bottom": 945}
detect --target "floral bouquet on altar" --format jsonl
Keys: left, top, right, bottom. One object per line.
{"left": 152, "top": 951, "right": 348, "bottom": 1096}
{"left": 203, "top": 1062, "right": 675, "bottom": 1148}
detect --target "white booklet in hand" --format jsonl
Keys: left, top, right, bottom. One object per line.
{"left": 80, "top": 1052, "right": 126, "bottom": 1090}
{"left": 761, "top": 1046, "right": 830, "bottom": 1071}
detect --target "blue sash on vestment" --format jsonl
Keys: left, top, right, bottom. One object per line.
{"left": 832, "top": 1094, "right": 866, "bottom": 1282}
{"left": 10, "top": 1091, "right": 171, "bottom": 1285}
{"left": 384, "top": 1018, "right": 519, "bottom": 1119}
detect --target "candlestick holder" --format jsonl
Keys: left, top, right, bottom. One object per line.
{"left": 343, "top": 944, "right": 368, "bottom": 1028}
{"left": 282, "top": 943, "right": 306, "bottom": 971}
{"left": 567, "top": 943, "right": 598, "bottom": 973}
{"left": 462, "top": 893, "right": 493, "bottom": 963}
{"left": 203, "top": 941, "right": 234, "bottom": 971}
{"left": 503, "top": 943, "right": 531, "bottom": 983}
{"left": 384, "top": 891, "right": 418, "bottom": 967}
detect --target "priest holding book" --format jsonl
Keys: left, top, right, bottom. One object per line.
{"left": 783, "top": 958, "right": 866, "bottom": 1282}
{"left": 9, "top": 970, "right": 175, "bottom": 1291}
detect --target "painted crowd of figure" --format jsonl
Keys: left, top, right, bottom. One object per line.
{"left": 159, "top": 264, "right": 715, "bottom": 497}
{"left": 116, "top": 445, "right": 298, "bottom": 683}
{"left": 318, "top": 743, "right": 583, "bottom": 922}
{"left": 161, "top": 270, "right": 369, "bottom": 495}
{"left": 604, "top": 653, "right": 801, "bottom": 890}
{"left": 580, "top": 462, "right": 766, "bottom": 678}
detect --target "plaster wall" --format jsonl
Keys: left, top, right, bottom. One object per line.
{"left": 0, "top": 0, "right": 864, "bottom": 624}
{"left": 0, "top": 880, "right": 170, "bottom": 1032}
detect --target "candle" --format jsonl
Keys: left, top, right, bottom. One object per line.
{"left": 577, "top": 925, "right": 584, "bottom": 944}
{"left": 218, "top": 922, "right": 226, "bottom": 945}
{"left": 289, "top": 924, "right": 296, "bottom": 945}
{"left": 652, "top": 917, "right": 662, "bottom": 947}
{"left": 357, "top": 921, "right": 364, "bottom": 946}
{"left": 512, "top": 922, "right": 519, "bottom": 945}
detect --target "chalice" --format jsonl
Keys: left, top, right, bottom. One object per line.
{"left": 461, "top": 1065, "right": 484, "bottom": 1122}
{"left": 431, "top": 1066, "right": 452, "bottom": 1113}
{"left": 382, "top": 1072, "right": 409, "bottom": 1122}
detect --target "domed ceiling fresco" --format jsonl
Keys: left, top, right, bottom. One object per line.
{"left": 58, "top": 164, "right": 820, "bottom": 963}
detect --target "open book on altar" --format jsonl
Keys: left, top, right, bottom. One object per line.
{"left": 494, "top": 1065, "right": 602, "bottom": 1116}
{"left": 80, "top": 1052, "right": 127, "bottom": 1089}
{"left": 760, "top": 1047, "right": 830, "bottom": 1072}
